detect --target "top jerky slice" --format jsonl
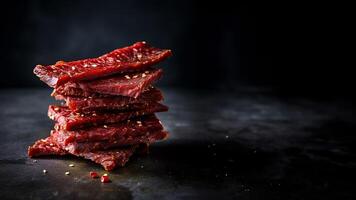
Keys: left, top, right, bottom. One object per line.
{"left": 34, "top": 42, "right": 172, "bottom": 87}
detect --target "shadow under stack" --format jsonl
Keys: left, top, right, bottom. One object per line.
{"left": 28, "top": 42, "right": 172, "bottom": 171}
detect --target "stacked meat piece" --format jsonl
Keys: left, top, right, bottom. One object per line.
{"left": 28, "top": 42, "right": 172, "bottom": 170}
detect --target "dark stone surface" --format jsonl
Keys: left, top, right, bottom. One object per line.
{"left": 0, "top": 88, "right": 355, "bottom": 200}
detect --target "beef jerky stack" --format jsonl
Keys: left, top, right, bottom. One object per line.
{"left": 28, "top": 42, "right": 172, "bottom": 171}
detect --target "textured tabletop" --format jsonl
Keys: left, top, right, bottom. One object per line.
{"left": 0, "top": 88, "right": 355, "bottom": 200}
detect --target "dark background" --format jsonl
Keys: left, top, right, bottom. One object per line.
{"left": 0, "top": 1, "right": 353, "bottom": 99}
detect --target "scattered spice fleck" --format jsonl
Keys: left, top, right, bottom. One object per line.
{"left": 90, "top": 171, "right": 99, "bottom": 178}
{"left": 65, "top": 171, "right": 70, "bottom": 175}
{"left": 101, "top": 174, "right": 110, "bottom": 183}
{"left": 103, "top": 125, "right": 108, "bottom": 128}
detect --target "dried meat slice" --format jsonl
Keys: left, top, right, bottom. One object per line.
{"left": 53, "top": 68, "right": 163, "bottom": 98}
{"left": 54, "top": 115, "right": 163, "bottom": 144}
{"left": 48, "top": 103, "right": 168, "bottom": 130}
{"left": 79, "top": 146, "right": 137, "bottom": 171}
{"left": 34, "top": 42, "right": 172, "bottom": 87}
{"left": 28, "top": 136, "right": 66, "bottom": 157}
{"left": 28, "top": 135, "right": 137, "bottom": 171}
{"left": 53, "top": 130, "right": 168, "bottom": 153}
{"left": 63, "top": 88, "right": 163, "bottom": 112}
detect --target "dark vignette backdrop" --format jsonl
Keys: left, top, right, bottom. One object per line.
{"left": 0, "top": 1, "right": 353, "bottom": 99}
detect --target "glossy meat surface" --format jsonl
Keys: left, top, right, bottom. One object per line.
{"left": 48, "top": 103, "right": 168, "bottom": 130}
{"left": 63, "top": 87, "right": 163, "bottom": 112}
{"left": 34, "top": 42, "right": 171, "bottom": 87}
{"left": 54, "top": 130, "right": 168, "bottom": 153}
{"left": 28, "top": 135, "right": 137, "bottom": 171}
{"left": 54, "top": 115, "right": 163, "bottom": 144}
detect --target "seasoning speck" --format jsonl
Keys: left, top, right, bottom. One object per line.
{"left": 43, "top": 169, "right": 47, "bottom": 174}
{"left": 103, "top": 125, "right": 108, "bottom": 128}
{"left": 69, "top": 164, "right": 74, "bottom": 167}
{"left": 65, "top": 171, "right": 70, "bottom": 175}
{"left": 101, "top": 174, "right": 110, "bottom": 183}
{"left": 90, "top": 171, "right": 99, "bottom": 178}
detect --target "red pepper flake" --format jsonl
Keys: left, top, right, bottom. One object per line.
{"left": 101, "top": 174, "right": 110, "bottom": 183}
{"left": 90, "top": 171, "right": 99, "bottom": 178}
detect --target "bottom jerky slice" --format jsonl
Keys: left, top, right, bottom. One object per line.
{"left": 28, "top": 136, "right": 66, "bottom": 157}
{"left": 28, "top": 136, "right": 137, "bottom": 171}
{"left": 48, "top": 102, "right": 168, "bottom": 130}
{"left": 79, "top": 146, "right": 137, "bottom": 171}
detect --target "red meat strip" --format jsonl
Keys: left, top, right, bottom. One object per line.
{"left": 62, "top": 87, "right": 163, "bottom": 112}
{"left": 34, "top": 42, "right": 171, "bottom": 87}
{"left": 48, "top": 103, "right": 168, "bottom": 130}
{"left": 53, "top": 68, "right": 163, "bottom": 98}
{"left": 28, "top": 135, "right": 137, "bottom": 171}
{"left": 28, "top": 136, "right": 66, "bottom": 157}
{"left": 54, "top": 115, "right": 163, "bottom": 144}
{"left": 79, "top": 146, "right": 137, "bottom": 171}
{"left": 53, "top": 130, "right": 168, "bottom": 154}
